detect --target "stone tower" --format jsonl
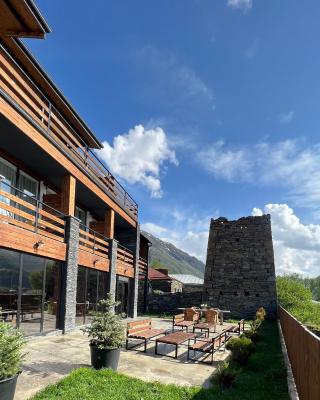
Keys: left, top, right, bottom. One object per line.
{"left": 203, "top": 215, "right": 277, "bottom": 318}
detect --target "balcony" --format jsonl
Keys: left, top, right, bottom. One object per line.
{"left": 0, "top": 44, "right": 138, "bottom": 221}
{"left": 138, "top": 257, "right": 148, "bottom": 275}
{"left": 0, "top": 180, "right": 67, "bottom": 260}
{"left": 116, "top": 244, "right": 135, "bottom": 278}
{"left": 0, "top": 180, "right": 65, "bottom": 242}
{"left": 78, "top": 223, "right": 135, "bottom": 277}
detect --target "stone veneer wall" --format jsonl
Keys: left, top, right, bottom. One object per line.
{"left": 203, "top": 215, "right": 277, "bottom": 318}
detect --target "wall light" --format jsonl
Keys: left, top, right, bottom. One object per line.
{"left": 34, "top": 240, "right": 44, "bottom": 250}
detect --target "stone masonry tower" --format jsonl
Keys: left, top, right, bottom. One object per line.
{"left": 203, "top": 215, "right": 277, "bottom": 318}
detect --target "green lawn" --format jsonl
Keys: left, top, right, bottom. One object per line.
{"left": 31, "top": 321, "right": 289, "bottom": 400}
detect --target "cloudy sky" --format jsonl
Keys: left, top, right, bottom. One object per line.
{"left": 30, "top": 0, "right": 320, "bottom": 277}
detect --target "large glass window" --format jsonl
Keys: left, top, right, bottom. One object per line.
{"left": 0, "top": 248, "right": 61, "bottom": 335}
{"left": 0, "top": 156, "right": 17, "bottom": 218}
{"left": 18, "top": 171, "right": 38, "bottom": 199}
{"left": 76, "top": 266, "right": 109, "bottom": 326}
{"left": 116, "top": 276, "right": 129, "bottom": 316}
{"left": 0, "top": 250, "right": 20, "bottom": 327}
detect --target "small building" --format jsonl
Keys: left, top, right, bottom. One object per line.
{"left": 148, "top": 268, "right": 182, "bottom": 293}
{"left": 169, "top": 274, "right": 204, "bottom": 293}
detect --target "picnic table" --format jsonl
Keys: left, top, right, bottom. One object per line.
{"left": 155, "top": 331, "right": 198, "bottom": 359}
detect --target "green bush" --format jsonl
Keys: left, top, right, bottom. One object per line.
{"left": 226, "top": 336, "right": 255, "bottom": 366}
{"left": 256, "top": 307, "right": 266, "bottom": 321}
{"left": 241, "top": 329, "right": 260, "bottom": 343}
{"left": 81, "top": 295, "right": 125, "bottom": 349}
{"left": 214, "top": 361, "right": 238, "bottom": 389}
{"left": 0, "top": 320, "right": 26, "bottom": 380}
{"left": 277, "top": 275, "right": 320, "bottom": 330}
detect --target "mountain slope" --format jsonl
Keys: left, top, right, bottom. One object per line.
{"left": 142, "top": 231, "right": 205, "bottom": 278}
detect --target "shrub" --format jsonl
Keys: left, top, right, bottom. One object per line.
{"left": 226, "top": 336, "right": 255, "bottom": 366}
{"left": 214, "top": 361, "right": 237, "bottom": 389}
{"left": 256, "top": 307, "right": 266, "bottom": 321}
{"left": 241, "top": 329, "right": 260, "bottom": 343}
{"left": 81, "top": 295, "right": 125, "bottom": 349}
{"left": 250, "top": 318, "right": 262, "bottom": 332}
{"left": 0, "top": 319, "right": 26, "bottom": 380}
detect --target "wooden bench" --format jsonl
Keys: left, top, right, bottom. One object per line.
{"left": 187, "top": 330, "right": 228, "bottom": 364}
{"left": 227, "top": 319, "right": 245, "bottom": 336}
{"left": 126, "top": 319, "right": 166, "bottom": 352}
{"left": 172, "top": 312, "right": 198, "bottom": 332}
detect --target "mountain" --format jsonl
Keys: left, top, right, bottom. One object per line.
{"left": 142, "top": 231, "right": 205, "bottom": 278}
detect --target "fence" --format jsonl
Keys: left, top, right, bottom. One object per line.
{"left": 279, "top": 306, "right": 320, "bottom": 400}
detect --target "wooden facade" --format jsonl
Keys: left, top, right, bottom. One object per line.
{"left": 0, "top": 0, "right": 150, "bottom": 327}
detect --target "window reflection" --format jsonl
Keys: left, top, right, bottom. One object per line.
{"left": 76, "top": 266, "right": 109, "bottom": 325}
{"left": 0, "top": 248, "right": 61, "bottom": 335}
{"left": 0, "top": 250, "right": 20, "bottom": 327}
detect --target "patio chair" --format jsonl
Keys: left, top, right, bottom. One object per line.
{"left": 172, "top": 309, "right": 198, "bottom": 332}
{"left": 193, "top": 308, "right": 218, "bottom": 336}
{"left": 184, "top": 308, "right": 200, "bottom": 322}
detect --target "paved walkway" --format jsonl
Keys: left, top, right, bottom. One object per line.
{"left": 15, "top": 318, "right": 231, "bottom": 400}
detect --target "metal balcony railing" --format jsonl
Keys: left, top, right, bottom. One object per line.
{"left": 0, "top": 179, "right": 66, "bottom": 242}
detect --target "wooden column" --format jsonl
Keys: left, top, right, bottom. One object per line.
{"left": 61, "top": 175, "right": 76, "bottom": 216}
{"left": 105, "top": 209, "right": 115, "bottom": 239}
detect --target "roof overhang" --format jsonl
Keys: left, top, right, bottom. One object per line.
{"left": 0, "top": 0, "right": 50, "bottom": 39}
{"left": 0, "top": 0, "right": 103, "bottom": 149}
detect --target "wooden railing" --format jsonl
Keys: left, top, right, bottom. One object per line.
{"left": 279, "top": 306, "right": 320, "bottom": 400}
{"left": 0, "top": 180, "right": 65, "bottom": 242}
{"left": 116, "top": 244, "right": 134, "bottom": 270}
{"left": 78, "top": 224, "right": 109, "bottom": 259}
{"left": 138, "top": 257, "right": 148, "bottom": 274}
{"left": 0, "top": 44, "right": 138, "bottom": 221}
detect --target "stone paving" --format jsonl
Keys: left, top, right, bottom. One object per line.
{"left": 15, "top": 318, "right": 232, "bottom": 400}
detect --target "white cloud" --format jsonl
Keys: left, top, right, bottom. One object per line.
{"left": 279, "top": 110, "right": 294, "bottom": 124}
{"left": 133, "top": 45, "right": 215, "bottom": 109}
{"left": 198, "top": 139, "right": 320, "bottom": 211}
{"left": 163, "top": 231, "right": 209, "bottom": 262}
{"left": 98, "top": 125, "right": 178, "bottom": 198}
{"left": 227, "top": 0, "right": 253, "bottom": 11}
{"left": 141, "top": 222, "right": 167, "bottom": 237}
{"left": 252, "top": 204, "right": 320, "bottom": 277}
{"left": 142, "top": 210, "right": 216, "bottom": 262}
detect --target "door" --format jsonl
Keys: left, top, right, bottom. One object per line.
{"left": 116, "top": 278, "right": 129, "bottom": 315}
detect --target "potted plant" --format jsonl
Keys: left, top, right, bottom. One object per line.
{"left": 82, "top": 295, "right": 125, "bottom": 370}
{"left": 0, "top": 315, "right": 26, "bottom": 400}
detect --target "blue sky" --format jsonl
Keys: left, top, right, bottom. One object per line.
{"left": 27, "top": 0, "right": 320, "bottom": 276}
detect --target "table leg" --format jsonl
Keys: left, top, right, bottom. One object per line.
{"left": 175, "top": 344, "right": 178, "bottom": 359}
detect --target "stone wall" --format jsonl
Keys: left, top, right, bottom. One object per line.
{"left": 145, "top": 291, "right": 203, "bottom": 315}
{"left": 203, "top": 215, "right": 277, "bottom": 318}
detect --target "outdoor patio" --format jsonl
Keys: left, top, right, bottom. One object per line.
{"left": 15, "top": 317, "right": 234, "bottom": 400}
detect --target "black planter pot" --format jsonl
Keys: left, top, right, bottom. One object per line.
{"left": 90, "top": 344, "right": 120, "bottom": 370}
{"left": 0, "top": 374, "right": 19, "bottom": 400}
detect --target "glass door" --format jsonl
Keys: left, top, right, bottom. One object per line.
{"left": 20, "top": 254, "right": 44, "bottom": 335}
{"left": 0, "top": 248, "right": 61, "bottom": 335}
{"left": 116, "top": 278, "right": 129, "bottom": 316}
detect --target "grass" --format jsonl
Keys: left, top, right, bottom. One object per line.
{"left": 31, "top": 321, "right": 289, "bottom": 400}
